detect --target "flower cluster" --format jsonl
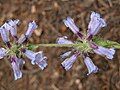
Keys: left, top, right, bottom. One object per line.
{"left": 0, "top": 11, "right": 117, "bottom": 80}
{"left": 57, "top": 12, "right": 115, "bottom": 75}
{"left": 0, "top": 20, "right": 47, "bottom": 80}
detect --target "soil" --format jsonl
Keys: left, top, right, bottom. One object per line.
{"left": 0, "top": 0, "right": 120, "bottom": 90}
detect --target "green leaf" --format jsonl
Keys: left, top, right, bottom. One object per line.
{"left": 27, "top": 44, "right": 38, "bottom": 50}
{"left": 93, "top": 37, "right": 120, "bottom": 49}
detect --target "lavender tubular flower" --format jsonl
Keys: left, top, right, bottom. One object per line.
{"left": 84, "top": 57, "right": 98, "bottom": 75}
{"left": 88, "top": 12, "right": 106, "bottom": 36}
{"left": 11, "top": 57, "right": 25, "bottom": 80}
{"left": 0, "top": 27, "right": 10, "bottom": 43}
{"left": 23, "top": 49, "right": 47, "bottom": 70}
{"left": 18, "top": 21, "right": 37, "bottom": 44}
{"left": 62, "top": 54, "right": 78, "bottom": 71}
{"left": 93, "top": 46, "right": 115, "bottom": 59}
{"left": 7, "top": 19, "right": 20, "bottom": 39}
{"left": 0, "top": 48, "right": 7, "bottom": 59}
{"left": 25, "top": 21, "right": 37, "bottom": 38}
{"left": 57, "top": 36, "right": 73, "bottom": 44}
{"left": 63, "top": 17, "right": 83, "bottom": 38}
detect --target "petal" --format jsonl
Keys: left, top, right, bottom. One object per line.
{"left": 34, "top": 51, "right": 47, "bottom": 70}
{"left": 0, "top": 48, "right": 7, "bottom": 59}
{"left": 62, "top": 54, "right": 77, "bottom": 71}
{"left": 7, "top": 19, "right": 20, "bottom": 26}
{"left": 2, "top": 23, "right": 11, "bottom": 31}
{"left": 88, "top": 11, "right": 106, "bottom": 36}
{"left": 90, "top": 11, "right": 100, "bottom": 19}
{"left": 106, "top": 48, "right": 115, "bottom": 59}
{"left": 25, "top": 21, "right": 38, "bottom": 38}
{"left": 84, "top": 57, "right": 98, "bottom": 75}
{"left": 56, "top": 36, "right": 73, "bottom": 44}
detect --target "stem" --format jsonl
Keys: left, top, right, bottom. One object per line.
{"left": 37, "top": 44, "right": 75, "bottom": 47}
{"left": 27, "top": 43, "right": 83, "bottom": 50}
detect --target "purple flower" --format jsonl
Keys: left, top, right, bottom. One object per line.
{"left": 0, "top": 48, "right": 7, "bottom": 59}
{"left": 63, "top": 17, "right": 83, "bottom": 38}
{"left": 22, "top": 49, "right": 47, "bottom": 70}
{"left": 61, "top": 53, "right": 79, "bottom": 71}
{"left": 7, "top": 19, "right": 20, "bottom": 39}
{"left": 17, "top": 21, "right": 37, "bottom": 44}
{"left": 84, "top": 56, "right": 98, "bottom": 75}
{"left": 11, "top": 56, "right": 25, "bottom": 80}
{"left": 25, "top": 21, "right": 37, "bottom": 38}
{"left": 0, "top": 27, "right": 10, "bottom": 43}
{"left": 93, "top": 46, "right": 115, "bottom": 59}
{"left": 57, "top": 36, "right": 73, "bottom": 44}
{"left": 87, "top": 12, "right": 106, "bottom": 37}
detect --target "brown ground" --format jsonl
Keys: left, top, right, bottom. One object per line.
{"left": 0, "top": 0, "right": 120, "bottom": 90}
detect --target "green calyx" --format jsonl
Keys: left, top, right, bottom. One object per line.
{"left": 74, "top": 40, "right": 92, "bottom": 53}
{"left": 7, "top": 43, "right": 22, "bottom": 57}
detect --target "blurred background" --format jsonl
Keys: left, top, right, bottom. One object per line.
{"left": 0, "top": 0, "right": 120, "bottom": 90}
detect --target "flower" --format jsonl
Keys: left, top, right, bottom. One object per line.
{"left": 93, "top": 46, "right": 115, "bottom": 59}
{"left": 87, "top": 11, "right": 106, "bottom": 37}
{"left": 63, "top": 17, "right": 83, "bottom": 39}
{"left": 17, "top": 21, "right": 38, "bottom": 44}
{"left": 7, "top": 19, "right": 20, "bottom": 39}
{"left": 61, "top": 53, "right": 79, "bottom": 71}
{"left": 58, "top": 11, "right": 115, "bottom": 75}
{"left": 25, "top": 21, "right": 38, "bottom": 38}
{"left": 22, "top": 49, "right": 47, "bottom": 70}
{"left": 0, "top": 26, "right": 10, "bottom": 43}
{"left": 11, "top": 56, "right": 25, "bottom": 80}
{"left": 84, "top": 56, "right": 98, "bottom": 75}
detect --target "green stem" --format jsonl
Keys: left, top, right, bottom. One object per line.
{"left": 27, "top": 43, "right": 83, "bottom": 50}
{"left": 37, "top": 44, "right": 75, "bottom": 47}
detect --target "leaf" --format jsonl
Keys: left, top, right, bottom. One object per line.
{"left": 27, "top": 44, "right": 38, "bottom": 50}
{"left": 93, "top": 37, "right": 120, "bottom": 49}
